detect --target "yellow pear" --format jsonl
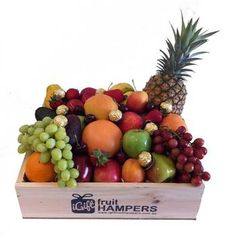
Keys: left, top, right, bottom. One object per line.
{"left": 43, "top": 84, "right": 62, "bottom": 108}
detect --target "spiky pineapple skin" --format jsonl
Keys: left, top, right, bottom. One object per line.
{"left": 144, "top": 73, "right": 187, "bottom": 115}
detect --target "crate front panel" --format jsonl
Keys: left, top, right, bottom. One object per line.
{"left": 15, "top": 182, "right": 204, "bottom": 219}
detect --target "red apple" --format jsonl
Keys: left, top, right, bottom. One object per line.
{"left": 143, "top": 109, "right": 163, "bottom": 123}
{"left": 49, "top": 100, "right": 65, "bottom": 110}
{"left": 126, "top": 91, "right": 148, "bottom": 113}
{"left": 66, "top": 88, "right": 80, "bottom": 100}
{"left": 80, "top": 87, "right": 96, "bottom": 103}
{"left": 94, "top": 160, "right": 121, "bottom": 182}
{"left": 118, "top": 111, "right": 143, "bottom": 133}
{"left": 104, "top": 89, "right": 124, "bottom": 103}
{"left": 66, "top": 99, "right": 84, "bottom": 114}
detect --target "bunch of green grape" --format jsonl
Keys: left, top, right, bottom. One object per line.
{"left": 18, "top": 116, "right": 79, "bottom": 188}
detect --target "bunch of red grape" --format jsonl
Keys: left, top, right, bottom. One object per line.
{"left": 152, "top": 126, "right": 210, "bottom": 186}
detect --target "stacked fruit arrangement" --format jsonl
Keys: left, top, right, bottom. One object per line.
{"left": 17, "top": 15, "right": 216, "bottom": 188}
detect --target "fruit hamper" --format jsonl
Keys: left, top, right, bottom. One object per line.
{"left": 16, "top": 159, "right": 204, "bottom": 219}
{"left": 15, "top": 15, "right": 217, "bottom": 219}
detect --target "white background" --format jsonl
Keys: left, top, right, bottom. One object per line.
{"left": 0, "top": 0, "right": 235, "bottom": 235}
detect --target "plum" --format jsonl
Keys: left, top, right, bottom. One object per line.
{"left": 35, "top": 107, "right": 56, "bottom": 121}
{"left": 73, "top": 155, "right": 94, "bottom": 182}
{"left": 65, "top": 114, "right": 81, "bottom": 146}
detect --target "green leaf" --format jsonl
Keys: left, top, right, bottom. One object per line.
{"left": 178, "top": 73, "right": 192, "bottom": 77}
{"left": 92, "top": 149, "right": 109, "bottom": 166}
{"left": 160, "top": 50, "right": 169, "bottom": 60}
{"left": 187, "top": 57, "right": 202, "bottom": 62}
{"left": 179, "top": 68, "right": 194, "bottom": 73}
{"left": 188, "top": 28, "right": 202, "bottom": 46}
{"left": 191, "top": 51, "right": 208, "bottom": 57}
{"left": 192, "top": 18, "right": 200, "bottom": 31}
{"left": 157, "top": 12, "right": 218, "bottom": 79}
{"left": 184, "top": 62, "right": 196, "bottom": 66}
{"left": 181, "top": 11, "right": 186, "bottom": 36}
{"left": 189, "top": 39, "right": 208, "bottom": 51}
{"left": 171, "top": 24, "right": 177, "bottom": 40}
{"left": 200, "top": 30, "right": 219, "bottom": 39}
{"left": 182, "top": 18, "right": 193, "bottom": 45}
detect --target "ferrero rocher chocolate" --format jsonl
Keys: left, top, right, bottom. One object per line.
{"left": 53, "top": 89, "right": 66, "bottom": 100}
{"left": 144, "top": 122, "right": 158, "bottom": 135}
{"left": 138, "top": 151, "right": 152, "bottom": 168}
{"left": 53, "top": 115, "right": 68, "bottom": 127}
{"left": 109, "top": 110, "right": 122, "bottom": 122}
{"left": 96, "top": 88, "right": 106, "bottom": 94}
{"left": 56, "top": 105, "right": 69, "bottom": 115}
{"left": 160, "top": 101, "right": 173, "bottom": 113}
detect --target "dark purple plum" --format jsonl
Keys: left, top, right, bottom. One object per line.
{"left": 73, "top": 155, "right": 94, "bottom": 182}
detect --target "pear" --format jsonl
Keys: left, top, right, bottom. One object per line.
{"left": 146, "top": 153, "right": 176, "bottom": 182}
{"left": 78, "top": 115, "right": 85, "bottom": 130}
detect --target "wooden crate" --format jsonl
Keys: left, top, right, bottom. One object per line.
{"left": 15, "top": 157, "right": 205, "bottom": 219}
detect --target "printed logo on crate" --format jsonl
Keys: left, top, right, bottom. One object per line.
{"left": 71, "top": 193, "right": 158, "bottom": 215}
{"left": 71, "top": 193, "right": 95, "bottom": 213}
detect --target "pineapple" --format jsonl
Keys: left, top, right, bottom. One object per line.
{"left": 144, "top": 14, "right": 218, "bottom": 114}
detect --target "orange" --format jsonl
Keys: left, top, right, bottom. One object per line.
{"left": 84, "top": 94, "right": 118, "bottom": 120}
{"left": 82, "top": 120, "right": 122, "bottom": 157}
{"left": 160, "top": 113, "right": 187, "bottom": 131}
{"left": 25, "top": 152, "right": 56, "bottom": 182}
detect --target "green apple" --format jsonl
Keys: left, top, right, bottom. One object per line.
{"left": 122, "top": 129, "right": 151, "bottom": 158}
{"left": 146, "top": 153, "right": 176, "bottom": 182}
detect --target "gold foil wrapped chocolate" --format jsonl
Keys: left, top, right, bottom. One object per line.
{"left": 138, "top": 151, "right": 152, "bottom": 168}
{"left": 109, "top": 110, "right": 122, "bottom": 122}
{"left": 96, "top": 88, "right": 106, "bottom": 94}
{"left": 53, "top": 115, "right": 68, "bottom": 127}
{"left": 53, "top": 89, "right": 66, "bottom": 100}
{"left": 144, "top": 122, "right": 158, "bottom": 135}
{"left": 56, "top": 105, "right": 69, "bottom": 115}
{"left": 160, "top": 101, "right": 173, "bottom": 113}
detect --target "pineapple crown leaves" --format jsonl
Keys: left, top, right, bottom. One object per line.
{"left": 157, "top": 13, "right": 218, "bottom": 80}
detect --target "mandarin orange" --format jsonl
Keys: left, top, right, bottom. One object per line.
{"left": 160, "top": 113, "right": 187, "bottom": 131}
{"left": 25, "top": 152, "right": 56, "bottom": 182}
